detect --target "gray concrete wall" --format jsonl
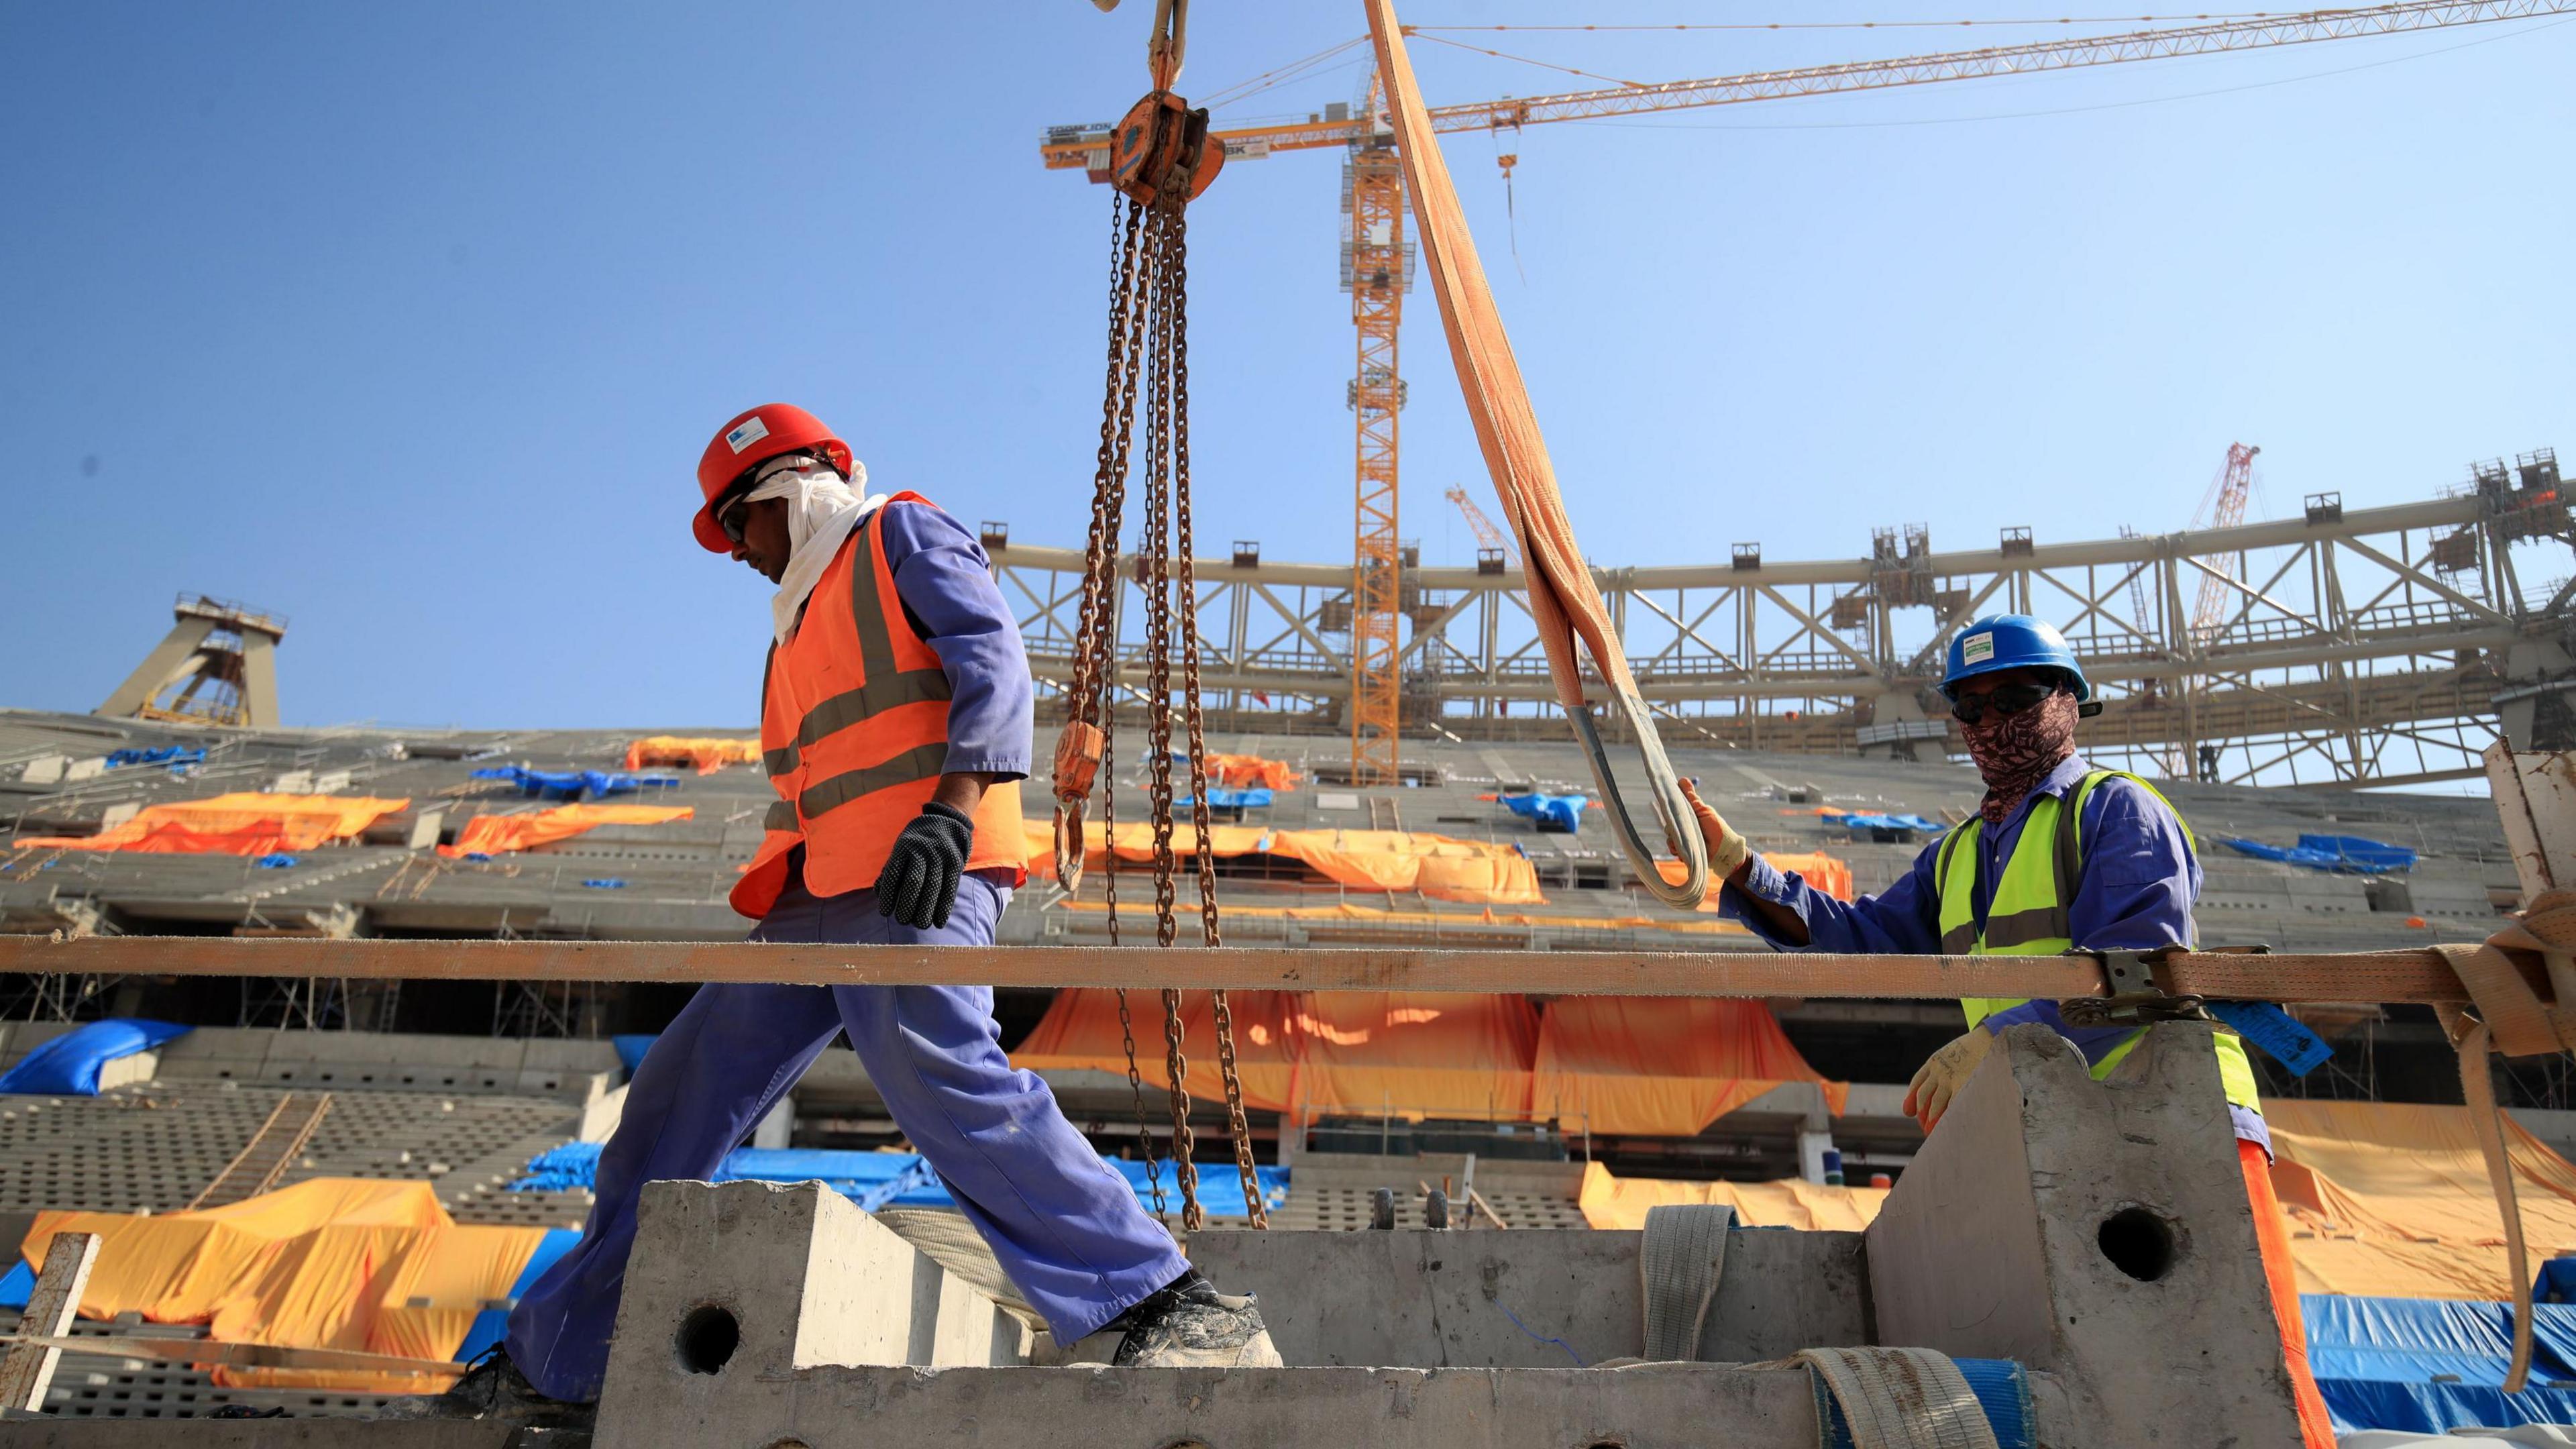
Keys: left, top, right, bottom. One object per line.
{"left": 1185, "top": 1226, "right": 1865, "bottom": 1368}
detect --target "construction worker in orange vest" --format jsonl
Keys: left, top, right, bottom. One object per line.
{"left": 409, "top": 405, "right": 1277, "bottom": 1426}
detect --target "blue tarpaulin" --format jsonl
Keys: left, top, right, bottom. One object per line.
{"left": 1206, "top": 788, "right": 1275, "bottom": 810}
{"left": 253, "top": 855, "right": 299, "bottom": 869}
{"left": 1823, "top": 812, "right": 1947, "bottom": 834}
{"left": 1500, "top": 793, "right": 1587, "bottom": 833}
{"left": 506, "top": 1142, "right": 1289, "bottom": 1219}
{"left": 0, "top": 1020, "right": 192, "bottom": 1096}
{"left": 2220, "top": 834, "right": 2417, "bottom": 875}
{"left": 2304, "top": 1293, "right": 2576, "bottom": 1434}
{"left": 611, "top": 1035, "right": 656, "bottom": 1075}
{"left": 450, "top": 1227, "right": 581, "bottom": 1364}
{"left": 470, "top": 767, "right": 679, "bottom": 802}
{"left": 105, "top": 747, "right": 203, "bottom": 771}
{"left": 581, "top": 879, "right": 627, "bottom": 890}
{"left": 2538, "top": 1258, "right": 2576, "bottom": 1305}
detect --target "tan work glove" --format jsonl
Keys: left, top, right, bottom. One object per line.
{"left": 1902, "top": 1028, "right": 1995, "bottom": 1133}
{"left": 1673, "top": 777, "right": 1752, "bottom": 879}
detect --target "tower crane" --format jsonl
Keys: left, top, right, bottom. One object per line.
{"left": 1040, "top": 0, "right": 2574, "bottom": 784}
{"left": 2190, "top": 443, "right": 2264, "bottom": 647}
{"left": 1446, "top": 484, "right": 1515, "bottom": 569}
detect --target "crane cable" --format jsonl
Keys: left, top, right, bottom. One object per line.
{"left": 1050, "top": 9, "right": 1266, "bottom": 1233}
{"left": 1362, "top": 0, "right": 1711, "bottom": 912}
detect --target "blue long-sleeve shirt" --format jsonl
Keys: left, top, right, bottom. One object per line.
{"left": 1721, "top": 755, "right": 2264, "bottom": 1148}
{"left": 875, "top": 500, "right": 1033, "bottom": 782}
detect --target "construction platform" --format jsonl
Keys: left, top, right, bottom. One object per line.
{"left": 0, "top": 1022, "right": 2314, "bottom": 1447}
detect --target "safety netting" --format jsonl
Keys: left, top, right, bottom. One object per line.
{"left": 1015, "top": 991, "right": 1843, "bottom": 1133}
{"left": 14, "top": 1178, "right": 549, "bottom": 1391}
{"left": 622, "top": 736, "right": 761, "bottom": 775}
{"left": 11, "top": 794, "right": 411, "bottom": 857}
{"left": 1028, "top": 820, "right": 1544, "bottom": 904}
{"left": 439, "top": 804, "right": 693, "bottom": 859}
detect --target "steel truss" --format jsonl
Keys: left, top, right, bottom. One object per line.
{"left": 993, "top": 472, "right": 2573, "bottom": 788}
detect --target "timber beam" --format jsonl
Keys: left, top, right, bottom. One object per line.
{"left": 0, "top": 935, "right": 2507, "bottom": 1006}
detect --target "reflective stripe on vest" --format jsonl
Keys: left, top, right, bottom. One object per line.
{"left": 760, "top": 517, "right": 955, "bottom": 786}
{"left": 1935, "top": 769, "right": 2261, "bottom": 1116}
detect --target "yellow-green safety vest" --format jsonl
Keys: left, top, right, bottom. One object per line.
{"left": 1935, "top": 768, "right": 2262, "bottom": 1116}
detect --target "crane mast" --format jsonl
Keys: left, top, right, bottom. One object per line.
{"left": 1344, "top": 76, "right": 1408, "bottom": 787}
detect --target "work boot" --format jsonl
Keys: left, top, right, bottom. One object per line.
{"left": 376, "top": 1346, "right": 594, "bottom": 1428}
{"left": 1108, "top": 1269, "right": 1284, "bottom": 1368}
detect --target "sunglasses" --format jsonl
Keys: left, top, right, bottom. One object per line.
{"left": 716, "top": 491, "right": 753, "bottom": 546}
{"left": 1949, "top": 680, "right": 2062, "bottom": 725}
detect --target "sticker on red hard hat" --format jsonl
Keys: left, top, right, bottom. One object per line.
{"left": 725, "top": 415, "right": 770, "bottom": 453}
{"left": 1961, "top": 632, "right": 1994, "bottom": 665}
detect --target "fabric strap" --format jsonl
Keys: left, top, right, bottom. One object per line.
{"left": 1639, "top": 1202, "right": 1733, "bottom": 1362}
{"left": 2428, "top": 887, "right": 2576, "bottom": 1393}
{"left": 1795, "top": 1346, "right": 2002, "bottom": 1449}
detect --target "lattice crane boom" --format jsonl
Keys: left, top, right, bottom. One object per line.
{"left": 1446, "top": 484, "right": 1515, "bottom": 564}
{"left": 2190, "top": 443, "right": 2262, "bottom": 647}
{"left": 1042, "top": 0, "right": 2576, "bottom": 171}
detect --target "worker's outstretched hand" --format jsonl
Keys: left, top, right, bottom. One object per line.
{"left": 877, "top": 802, "right": 974, "bottom": 930}
{"left": 1901, "top": 1028, "right": 1996, "bottom": 1134}
{"left": 1672, "top": 777, "right": 1751, "bottom": 879}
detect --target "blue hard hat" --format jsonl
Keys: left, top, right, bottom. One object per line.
{"left": 1941, "top": 614, "right": 2091, "bottom": 701}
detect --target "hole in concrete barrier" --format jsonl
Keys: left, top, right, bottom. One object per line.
{"left": 2097, "top": 1207, "right": 2178, "bottom": 1282}
{"left": 676, "top": 1303, "right": 741, "bottom": 1375}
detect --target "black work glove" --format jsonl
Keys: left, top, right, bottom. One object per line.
{"left": 875, "top": 801, "right": 974, "bottom": 930}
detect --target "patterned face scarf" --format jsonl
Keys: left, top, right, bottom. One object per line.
{"left": 1960, "top": 688, "right": 2080, "bottom": 827}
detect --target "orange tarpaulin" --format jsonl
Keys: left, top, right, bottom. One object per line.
{"left": 1534, "top": 997, "right": 1849, "bottom": 1137}
{"left": 20, "top": 1179, "right": 544, "bottom": 1391}
{"left": 13, "top": 794, "right": 411, "bottom": 857}
{"left": 1202, "top": 753, "right": 1301, "bottom": 792}
{"left": 623, "top": 736, "right": 761, "bottom": 775}
{"left": 1016, "top": 990, "right": 1835, "bottom": 1128}
{"left": 1026, "top": 820, "right": 1543, "bottom": 905}
{"left": 1016, "top": 989, "right": 1536, "bottom": 1119}
{"left": 2265, "top": 1099, "right": 2576, "bottom": 1300}
{"left": 439, "top": 803, "right": 693, "bottom": 858}
{"left": 1578, "top": 1162, "right": 1888, "bottom": 1232}
{"left": 1662, "top": 851, "right": 1853, "bottom": 911}
{"left": 1016, "top": 989, "right": 1304, "bottom": 1111}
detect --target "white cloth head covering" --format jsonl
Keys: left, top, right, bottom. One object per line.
{"left": 739, "top": 453, "right": 888, "bottom": 642}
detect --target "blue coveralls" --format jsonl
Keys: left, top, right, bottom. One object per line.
{"left": 1719, "top": 753, "right": 2267, "bottom": 1154}
{"left": 504, "top": 502, "right": 1190, "bottom": 1403}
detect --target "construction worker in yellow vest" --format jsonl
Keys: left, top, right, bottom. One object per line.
{"left": 1676, "top": 612, "right": 2334, "bottom": 1448}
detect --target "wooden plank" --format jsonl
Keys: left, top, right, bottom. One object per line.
{"left": 0, "top": 1232, "right": 99, "bottom": 1411}
{"left": 0, "top": 934, "right": 2493, "bottom": 1004}
{"left": 0, "top": 1332, "right": 458, "bottom": 1376}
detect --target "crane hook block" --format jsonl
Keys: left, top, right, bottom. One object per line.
{"left": 1110, "top": 90, "right": 1222, "bottom": 206}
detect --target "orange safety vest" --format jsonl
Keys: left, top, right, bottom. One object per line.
{"left": 731, "top": 493, "right": 1026, "bottom": 919}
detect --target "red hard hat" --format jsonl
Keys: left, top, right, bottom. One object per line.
{"left": 692, "top": 404, "right": 854, "bottom": 553}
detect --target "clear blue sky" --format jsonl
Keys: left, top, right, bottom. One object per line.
{"left": 4, "top": 3, "right": 2569, "bottom": 729}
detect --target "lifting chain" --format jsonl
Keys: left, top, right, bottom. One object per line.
{"left": 1046, "top": 72, "right": 1258, "bottom": 1232}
